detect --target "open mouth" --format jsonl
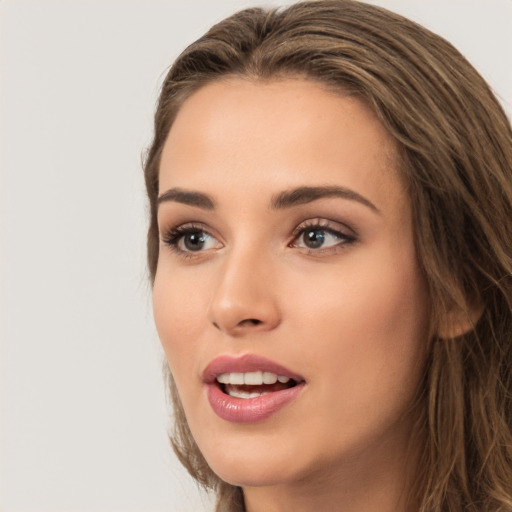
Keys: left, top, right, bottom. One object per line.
{"left": 204, "top": 356, "right": 306, "bottom": 422}
{"left": 216, "top": 371, "right": 299, "bottom": 399}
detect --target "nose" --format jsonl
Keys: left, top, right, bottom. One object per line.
{"left": 207, "top": 248, "right": 281, "bottom": 337}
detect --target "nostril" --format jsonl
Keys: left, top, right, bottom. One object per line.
{"left": 240, "top": 318, "right": 262, "bottom": 327}
{"left": 212, "top": 318, "right": 262, "bottom": 331}
{"left": 211, "top": 318, "right": 263, "bottom": 332}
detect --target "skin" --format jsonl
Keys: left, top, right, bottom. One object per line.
{"left": 153, "top": 78, "right": 431, "bottom": 512}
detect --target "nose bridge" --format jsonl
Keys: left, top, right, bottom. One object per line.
{"left": 207, "top": 240, "right": 280, "bottom": 335}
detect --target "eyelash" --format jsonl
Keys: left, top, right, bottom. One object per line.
{"left": 290, "top": 220, "right": 356, "bottom": 254}
{"left": 160, "top": 220, "right": 357, "bottom": 258}
{"left": 160, "top": 223, "right": 213, "bottom": 258}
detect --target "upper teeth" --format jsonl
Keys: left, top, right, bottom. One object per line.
{"left": 216, "top": 371, "right": 290, "bottom": 385}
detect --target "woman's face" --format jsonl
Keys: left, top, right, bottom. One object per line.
{"left": 153, "top": 78, "right": 430, "bottom": 489}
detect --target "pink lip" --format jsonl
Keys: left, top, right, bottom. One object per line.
{"left": 203, "top": 354, "right": 306, "bottom": 424}
{"left": 202, "top": 354, "right": 304, "bottom": 383}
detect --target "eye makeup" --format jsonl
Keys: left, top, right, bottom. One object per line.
{"left": 160, "top": 222, "right": 222, "bottom": 256}
{"left": 159, "top": 216, "right": 357, "bottom": 261}
{"left": 289, "top": 218, "right": 357, "bottom": 255}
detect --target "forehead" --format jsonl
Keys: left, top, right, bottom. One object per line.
{"left": 159, "top": 78, "right": 407, "bottom": 217}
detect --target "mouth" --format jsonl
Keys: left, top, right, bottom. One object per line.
{"left": 216, "top": 371, "right": 299, "bottom": 399}
{"left": 203, "top": 354, "right": 306, "bottom": 423}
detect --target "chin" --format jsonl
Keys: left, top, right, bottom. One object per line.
{"left": 212, "top": 459, "right": 303, "bottom": 488}
{"left": 194, "top": 429, "right": 318, "bottom": 488}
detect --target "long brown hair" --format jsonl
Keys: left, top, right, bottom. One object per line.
{"left": 143, "top": 1, "right": 512, "bottom": 510}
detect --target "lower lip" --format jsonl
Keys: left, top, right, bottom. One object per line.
{"left": 206, "top": 383, "right": 304, "bottom": 423}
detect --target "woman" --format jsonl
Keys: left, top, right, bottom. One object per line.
{"left": 143, "top": 1, "right": 512, "bottom": 511}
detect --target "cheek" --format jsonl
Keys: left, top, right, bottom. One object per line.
{"left": 279, "top": 253, "right": 430, "bottom": 462}
{"left": 152, "top": 264, "right": 207, "bottom": 374}
{"left": 289, "top": 247, "right": 430, "bottom": 393}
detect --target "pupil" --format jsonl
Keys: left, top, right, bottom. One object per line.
{"left": 184, "top": 232, "right": 205, "bottom": 251}
{"left": 305, "top": 229, "right": 325, "bottom": 249}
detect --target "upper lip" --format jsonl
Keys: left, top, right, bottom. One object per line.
{"left": 202, "top": 354, "right": 305, "bottom": 384}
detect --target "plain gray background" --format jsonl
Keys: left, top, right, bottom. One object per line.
{"left": 1, "top": 1, "right": 511, "bottom": 511}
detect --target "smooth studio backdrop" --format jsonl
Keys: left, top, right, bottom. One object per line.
{"left": 1, "top": 1, "right": 511, "bottom": 511}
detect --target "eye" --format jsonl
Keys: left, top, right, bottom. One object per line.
{"left": 296, "top": 228, "right": 341, "bottom": 249}
{"left": 179, "top": 230, "right": 215, "bottom": 251}
{"left": 161, "top": 225, "right": 222, "bottom": 254}
{"left": 291, "top": 221, "right": 356, "bottom": 251}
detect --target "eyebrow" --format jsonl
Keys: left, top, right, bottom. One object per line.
{"left": 157, "top": 185, "right": 380, "bottom": 214}
{"left": 271, "top": 186, "right": 380, "bottom": 214}
{"left": 157, "top": 188, "right": 215, "bottom": 210}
